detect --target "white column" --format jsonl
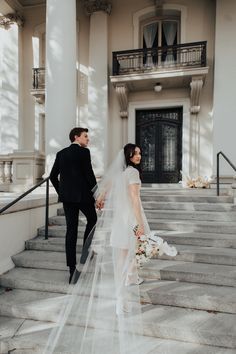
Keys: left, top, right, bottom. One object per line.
{"left": 0, "top": 24, "right": 19, "bottom": 154}
{"left": 213, "top": 0, "right": 236, "bottom": 176}
{"left": 88, "top": 10, "right": 109, "bottom": 176}
{"left": 45, "top": 0, "right": 77, "bottom": 173}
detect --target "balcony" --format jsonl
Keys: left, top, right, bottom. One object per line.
{"left": 111, "top": 41, "right": 208, "bottom": 91}
{"left": 30, "top": 67, "right": 45, "bottom": 104}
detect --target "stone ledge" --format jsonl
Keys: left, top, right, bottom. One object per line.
{"left": 0, "top": 194, "right": 59, "bottom": 215}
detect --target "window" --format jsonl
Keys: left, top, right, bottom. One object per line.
{"left": 141, "top": 17, "right": 179, "bottom": 65}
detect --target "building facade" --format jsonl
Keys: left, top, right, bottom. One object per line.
{"left": 0, "top": 0, "right": 235, "bottom": 189}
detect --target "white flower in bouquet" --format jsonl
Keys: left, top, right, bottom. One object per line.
{"left": 136, "top": 234, "right": 159, "bottom": 268}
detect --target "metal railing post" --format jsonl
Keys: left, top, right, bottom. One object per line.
{"left": 216, "top": 151, "right": 236, "bottom": 196}
{"left": 217, "top": 152, "right": 220, "bottom": 196}
{"left": 45, "top": 178, "right": 49, "bottom": 240}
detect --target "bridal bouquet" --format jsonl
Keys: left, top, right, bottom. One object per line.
{"left": 135, "top": 234, "right": 159, "bottom": 267}
{"left": 135, "top": 231, "right": 178, "bottom": 268}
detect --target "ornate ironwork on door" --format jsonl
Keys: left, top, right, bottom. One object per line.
{"left": 136, "top": 107, "right": 182, "bottom": 183}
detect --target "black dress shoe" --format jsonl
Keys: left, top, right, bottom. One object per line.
{"left": 69, "top": 269, "right": 81, "bottom": 284}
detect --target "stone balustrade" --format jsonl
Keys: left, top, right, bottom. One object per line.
{"left": 0, "top": 152, "right": 45, "bottom": 192}
{"left": 0, "top": 158, "right": 13, "bottom": 185}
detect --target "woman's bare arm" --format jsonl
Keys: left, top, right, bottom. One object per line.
{"left": 128, "top": 184, "right": 144, "bottom": 236}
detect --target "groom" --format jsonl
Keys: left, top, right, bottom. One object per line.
{"left": 50, "top": 127, "right": 97, "bottom": 283}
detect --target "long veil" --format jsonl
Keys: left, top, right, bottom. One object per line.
{"left": 43, "top": 150, "right": 155, "bottom": 354}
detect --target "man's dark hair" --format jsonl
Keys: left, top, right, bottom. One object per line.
{"left": 69, "top": 127, "right": 88, "bottom": 142}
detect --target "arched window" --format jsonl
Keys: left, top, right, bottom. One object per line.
{"left": 141, "top": 18, "right": 179, "bottom": 49}
{"left": 141, "top": 16, "right": 180, "bottom": 65}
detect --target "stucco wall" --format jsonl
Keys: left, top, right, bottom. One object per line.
{"left": 0, "top": 196, "right": 59, "bottom": 275}
{"left": 108, "top": 0, "right": 215, "bottom": 178}
{"left": 213, "top": 0, "right": 236, "bottom": 176}
{"left": 15, "top": 0, "right": 217, "bottom": 178}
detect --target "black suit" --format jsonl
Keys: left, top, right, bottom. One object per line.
{"left": 50, "top": 143, "right": 97, "bottom": 268}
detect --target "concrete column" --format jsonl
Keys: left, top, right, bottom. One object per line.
{"left": 0, "top": 24, "right": 19, "bottom": 154}
{"left": 88, "top": 10, "right": 109, "bottom": 176}
{"left": 213, "top": 0, "right": 236, "bottom": 176}
{"left": 45, "top": 0, "right": 77, "bottom": 173}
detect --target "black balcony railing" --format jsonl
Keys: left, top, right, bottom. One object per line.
{"left": 32, "top": 67, "right": 45, "bottom": 89}
{"left": 112, "top": 41, "right": 207, "bottom": 76}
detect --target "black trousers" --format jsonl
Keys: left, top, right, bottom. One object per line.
{"left": 63, "top": 201, "right": 97, "bottom": 268}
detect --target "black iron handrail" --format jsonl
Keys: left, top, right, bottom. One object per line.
{"left": 0, "top": 177, "right": 50, "bottom": 240}
{"left": 112, "top": 41, "right": 207, "bottom": 75}
{"left": 216, "top": 151, "right": 236, "bottom": 196}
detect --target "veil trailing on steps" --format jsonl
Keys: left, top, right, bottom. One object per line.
{"left": 43, "top": 149, "right": 176, "bottom": 354}
{"left": 43, "top": 149, "right": 150, "bottom": 354}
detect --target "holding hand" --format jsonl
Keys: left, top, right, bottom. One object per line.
{"left": 133, "top": 224, "right": 145, "bottom": 238}
{"left": 96, "top": 197, "right": 104, "bottom": 210}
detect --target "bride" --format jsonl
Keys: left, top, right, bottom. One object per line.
{"left": 43, "top": 143, "right": 177, "bottom": 354}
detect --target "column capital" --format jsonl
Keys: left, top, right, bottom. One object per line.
{"left": 83, "top": 0, "right": 112, "bottom": 16}
{"left": 0, "top": 12, "right": 24, "bottom": 30}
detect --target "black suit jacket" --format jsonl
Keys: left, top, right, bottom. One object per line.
{"left": 49, "top": 144, "right": 97, "bottom": 203}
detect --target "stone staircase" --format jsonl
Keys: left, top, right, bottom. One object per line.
{"left": 1, "top": 187, "right": 236, "bottom": 353}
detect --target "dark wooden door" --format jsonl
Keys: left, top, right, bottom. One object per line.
{"left": 136, "top": 107, "right": 182, "bottom": 183}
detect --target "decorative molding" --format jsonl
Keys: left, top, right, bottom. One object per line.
{"left": 5, "top": 0, "right": 23, "bottom": 12}
{"left": 83, "top": 0, "right": 112, "bottom": 15}
{"left": 0, "top": 12, "right": 24, "bottom": 29}
{"left": 115, "top": 84, "right": 129, "bottom": 119}
{"left": 30, "top": 89, "right": 45, "bottom": 105}
{"left": 190, "top": 76, "right": 204, "bottom": 114}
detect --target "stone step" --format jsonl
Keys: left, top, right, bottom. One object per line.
{"left": 57, "top": 202, "right": 236, "bottom": 216}
{"left": 159, "top": 244, "right": 236, "bottom": 266}
{"left": 121, "top": 259, "right": 236, "bottom": 287}
{"left": 142, "top": 201, "right": 236, "bottom": 212}
{"left": 49, "top": 213, "right": 236, "bottom": 228}
{"left": 7, "top": 250, "right": 236, "bottom": 287}
{"left": 37, "top": 225, "right": 85, "bottom": 238}
{"left": 1, "top": 281, "right": 236, "bottom": 350}
{"left": 2, "top": 316, "right": 236, "bottom": 354}
{"left": 26, "top": 236, "right": 83, "bottom": 252}
{"left": 0, "top": 288, "right": 64, "bottom": 322}
{"left": 30, "top": 231, "right": 236, "bottom": 251}
{"left": 141, "top": 194, "right": 233, "bottom": 203}
{"left": 12, "top": 250, "right": 68, "bottom": 271}
{"left": 0, "top": 267, "right": 69, "bottom": 293}
{"left": 2, "top": 269, "right": 236, "bottom": 349}
{"left": 38, "top": 222, "right": 236, "bottom": 247}
{"left": 147, "top": 280, "right": 236, "bottom": 314}
{"left": 140, "top": 188, "right": 227, "bottom": 195}
{"left": 146, "top": 210, "right": 236, "bottom": 222}
{"left": 149, "top": 219, "right": 236, "bottom": 234}
{"left": 25, "top": 237, "right": 236, "bottom": 266}
{"left": 141, "top": 303, "right": 236, "bottom": 348}
{"left": 158, "top": 261, "right": 236, "bottom": 287}
{"left": 2, "top": 276, "right": 236, "bottom": 320}
{"left": 156, "top": 230, "right": 236, "bottom": 248}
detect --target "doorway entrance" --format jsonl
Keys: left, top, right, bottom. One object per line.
{"left": 136, "top": 107, "right": 182, "bottom": 183}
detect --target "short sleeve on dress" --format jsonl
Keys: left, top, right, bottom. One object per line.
{"left": 127, "top": 167, "right": 141, "bottom": 185}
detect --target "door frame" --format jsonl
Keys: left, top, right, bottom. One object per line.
{"left": 128, "top": 98, "right": 191, "bottom": 182}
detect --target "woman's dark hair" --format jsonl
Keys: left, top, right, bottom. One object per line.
{"left": 69, "top": 127, "right": 88, "bottom": 142}
{"left": 124, "top": 143, "right": 142, "bottom": 177}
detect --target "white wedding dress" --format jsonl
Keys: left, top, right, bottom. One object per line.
{"left": 110, "top": 166, "right": 149, "bottom": 249}
{"left": 43, "top": 150, "right": 177, "bottom": 354}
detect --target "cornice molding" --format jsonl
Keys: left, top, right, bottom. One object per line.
{"left": 5, "top": 0, "right": 23, "bottom": 12}
{"left": 83, "top": 0, "right": 112, "bottom": 16}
